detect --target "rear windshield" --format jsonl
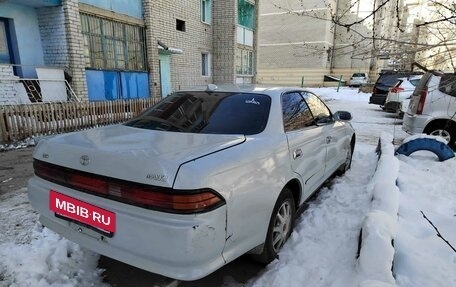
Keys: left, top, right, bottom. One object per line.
{"left": 125, "top": 91, "right": 271, "bottom": 135}
{"left": 377, "top": 74, "right": 404, "bottom": 86}
{"left": 352, "top": 73, "right": 366, "bottom": 77}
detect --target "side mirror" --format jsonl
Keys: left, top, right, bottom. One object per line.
{"left": 334, "top": 111, "right": 352, "bottom": 121}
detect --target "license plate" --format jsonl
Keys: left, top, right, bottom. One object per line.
{"left": 50, "top": 190, "right": 116, "bottom": 233}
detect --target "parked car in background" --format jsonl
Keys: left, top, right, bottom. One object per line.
{"left": 384, "top": 75, "right": 422, "bottom": 115}
{"left": 369, "top": 71, "right": 423, "bottom": 106}
{"left": 28, "top": 86, "right": 356, "bottom": 281}
{"left": 403, "top": 72, "right": 456, "bottom": 149}
{"left": 349, "top": 72, "right": 369, "bottom": 87}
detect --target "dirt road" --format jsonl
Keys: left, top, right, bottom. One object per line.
{"left": 0, "top": 147, "right": 34, "bottom": 199}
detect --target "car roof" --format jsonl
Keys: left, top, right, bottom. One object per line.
{"left": 180, "top": 85, "right": 310, "bottom": 97}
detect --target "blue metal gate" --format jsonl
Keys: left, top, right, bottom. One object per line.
{"left": 86, "top": 70, "right": 150, "bottom": 101}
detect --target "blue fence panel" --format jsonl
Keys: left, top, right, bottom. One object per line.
{"left": 86, "top": 70, "right": 120, "bottom": 101}
{"left": 120, "top": 71, "right": 149, "bottom": 99}
{"left": 86, "top": 70, "right": 149, "bottom": 101}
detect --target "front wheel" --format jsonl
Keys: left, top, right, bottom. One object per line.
{"left": 337, "top": 141, "right": 354, "bottom": 176}
{"left": 253, "top": 189, "right": 295, "bottom": 264}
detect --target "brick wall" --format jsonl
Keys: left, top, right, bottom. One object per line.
{"left": 0, "top": 65, "right": 17, "bottom": 105}
{"left": 37, "top": 6, "right": 69, "bottom": 68}
{"left": 143, "top": 0, "right": 215, "bottom": 97}
{"left": 213, "top": 0, "right": 237, "bottom": 84}
{"left": 63, "top": 0, "right": 88, "bottom": 101}
{"left": 143, "top": 0, "right": 161, "bottom": 98}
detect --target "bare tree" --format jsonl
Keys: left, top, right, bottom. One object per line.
{"left": 266, "top": 0, "right": 456, "bottom": 73}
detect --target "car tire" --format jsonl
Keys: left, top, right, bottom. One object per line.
{"left": 337, "top": 140, "right": 354, "bottom": 176}
{"left": 252, "top": 189, "right": 295, "bottom": 264}
{"left": 424, "top": 123, "right": 456, "bottom": 149}
{"left": 395, "top": 138, "right": 455, "bottom": 161}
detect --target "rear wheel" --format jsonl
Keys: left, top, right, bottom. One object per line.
{"left": 253, "top": 189, "right": 295, "bottom": 264}
{"left": 424, "top": 122, "right": 456, "bottom": 149}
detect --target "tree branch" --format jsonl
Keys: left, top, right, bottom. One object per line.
{"left": 420, "top": 211, "right": 456, "bottom": 253}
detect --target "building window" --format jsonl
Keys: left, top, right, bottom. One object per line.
{"left": 201, "top": 0, "right": 212, "bottom": 24}
{"left": 238, "top": 0, "right": 255, "bottom": 30}
{"left": 80, "top": 13, "right": 146, "bottom": 71}
{"left": 236, "top": 48, "right": 253, "bottom": 76}
{"left": 0, "top": 18, "right": 12, "bottom": 64}
{"left": 176, "top": 19, "right": 186, "bottom": 32}
{"left": 202, "top": 53, "right": 210, "bottom": 76}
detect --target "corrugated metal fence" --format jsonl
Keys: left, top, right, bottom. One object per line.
{"left": 0, "top": 98, "right": 158, "bottom": 143}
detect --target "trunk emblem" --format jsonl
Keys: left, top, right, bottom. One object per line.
{"left": 80, "top": 155, "right": 90, "bottom": 166}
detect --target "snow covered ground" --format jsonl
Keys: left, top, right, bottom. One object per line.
{"left": 1, "top": 87, "right": 455, "bottom": 286}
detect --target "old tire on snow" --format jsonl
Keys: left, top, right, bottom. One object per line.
{"left": 395, "top": 138, "right": 455, "bottom": 161}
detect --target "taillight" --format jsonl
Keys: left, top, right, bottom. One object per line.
{"left": 33, "top": 160, "right": 224, "bottom": 213}
{"left": 391, "top": 87, "right": 404, "bottom": 93}
{"left": 417, "top": 88, "right": 428, "bottom": 115}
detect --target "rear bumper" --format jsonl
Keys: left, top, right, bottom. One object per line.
{"left": 369, "top": 94, "right": 387, "bottom": 105}
{"left": 383, "top": 101, "right": 401, "bottom": 113}
{"left": 28, "top": 177, "right": 227, "bottom": 281}
{"left": 349, "top": 80, "right": 367, "bottom": 86}
{"left": 402, "top": 113, "right": 430, "bottom": 135}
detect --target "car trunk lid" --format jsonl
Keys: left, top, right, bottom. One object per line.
{"left": 34, "top": 124, "right": 246, "bottom": 188}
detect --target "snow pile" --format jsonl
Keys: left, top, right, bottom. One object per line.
{"left": 249, "top": 143, "right": 379, "bottom": 287}
{"left": 393, "top": 151, "right": 456, "bottom": 286}
{"left": 0, "top": 191, "right": 107, "bottom": 287}
{"left": 0, "top": 137, "right": 35, "bottom": 151}
{"left": 401, "top": 134, "right": 449, "bottom": 145}
{"left": 308, "top": 87, "right": 370, "bottom": 103}
{"left": 357, "top": 133, "right": 400, "bottom": 287}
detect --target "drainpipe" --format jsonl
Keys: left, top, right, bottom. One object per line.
{"left": 330, "top": 0, "right": 340, "bottom": 74}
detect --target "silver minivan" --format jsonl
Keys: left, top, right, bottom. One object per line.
{"left": 402, "top": 72, "right": 456, "bottom": 148}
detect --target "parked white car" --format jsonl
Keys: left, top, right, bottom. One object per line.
{"left": 349, "top": 72, "right": 369, "bottom": 87}
{"left": 383, "top": 75, "right": 422, "bottom": 114}
{"left": 403, "top": 72, "right": 456, "bottom": 148}
{"left": 28, "top": 86, "right": 355, "bottom": 280}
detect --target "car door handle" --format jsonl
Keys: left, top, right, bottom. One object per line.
{"left": 326, "top": 136, "right": 332, "bottom": 144}
{"left": 293, "top": 149, "right": 302, "bottom": 159}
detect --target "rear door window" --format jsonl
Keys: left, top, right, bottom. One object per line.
{"left": 409, "top": 79, "right": 420, "bottom": 86}
{"left": 439, "top": 74, "right": 456, "bottom": 97}
{"left": 281, "top": 92, "right": 314, "bottom": 132}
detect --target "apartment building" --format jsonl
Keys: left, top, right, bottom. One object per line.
{"left": 0, "top": 0, "right": 257, "bottom": 103}
{"left": 257, "top": 0, "right": 371, "bottom": 86}
{"left": 257, "top": 0, "right": 455, "bottom": 87}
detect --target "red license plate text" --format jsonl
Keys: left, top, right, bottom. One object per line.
{"left": 50, "top": 190, "right": 116, "bottom": 233}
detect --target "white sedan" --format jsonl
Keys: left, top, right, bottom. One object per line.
{"left": 28, "top": 86, "right": 355, "bottom": 281}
